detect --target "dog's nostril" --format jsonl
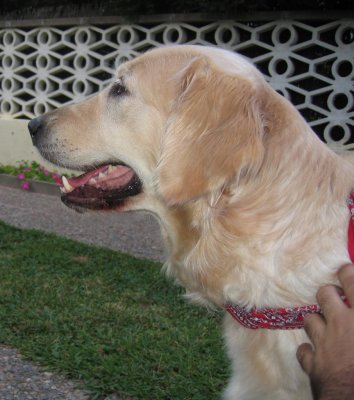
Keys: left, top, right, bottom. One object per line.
{"left": 28, "top": 117, "right": 43, "bottom": 143}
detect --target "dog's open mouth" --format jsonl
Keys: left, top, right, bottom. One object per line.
{"left": 60, "top": 164, "right": 142, "bottom": 211}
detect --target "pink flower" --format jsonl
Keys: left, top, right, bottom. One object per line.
{"left": 17, "top": 173, "right": 25, "bottom": 180}
{"left": 24, "top": 167, "right": 31, "bottom": 171}
{"left": 52, "top": 174, "right": 62, "bottom": 185}
{"left": 21, "top": 181, "right": 30, "bottom": 190}
{"left": 39, "top": 165, "right": 49, "bottom": 175}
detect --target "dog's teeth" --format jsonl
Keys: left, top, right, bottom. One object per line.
{"left": 98, "top": 172, "right": 106, "bottom": 179}
{"left": 108, "top": 165, "right": 115, "bottom": 173}
{"left": 59, "top": 187, "right": 66, "bottom": 194}
{"left": 89, "top": 178, "right": 100, "bottom": 187}
{"left": 62, "top": 176, "right": 74, "bottom": 193}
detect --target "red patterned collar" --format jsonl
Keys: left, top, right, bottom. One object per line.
{"left": 347, "top": 190, "right": 354, "bottom": 261}
{"left": 225, "top": 190, "right": 354, "bottom": 330}
{"left": 225, "top": 303, "right": 321, "bottom": 330}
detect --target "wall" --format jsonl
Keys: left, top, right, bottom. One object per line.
{"left": 0, "top": 13, "right": 353, "bottom": 165}
{"left": 0, "top": 119, "right": 43, "bottom": 164}
{"left": 0, "top": 119, "right": 76, "bottom": 174}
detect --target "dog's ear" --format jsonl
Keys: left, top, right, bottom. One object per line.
{"left": 157, "top": 56, "right": 265, "bottom": 205}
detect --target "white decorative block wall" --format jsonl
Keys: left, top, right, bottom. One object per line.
{"left": 0, "top": 18, "right": 353, "bottom": 149}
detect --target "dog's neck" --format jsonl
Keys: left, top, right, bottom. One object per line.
{"left": 160, "top": 103, "right": 354, "bottom": 309}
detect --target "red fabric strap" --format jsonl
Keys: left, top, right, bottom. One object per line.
{"left": 225, "top": 190, "right": 354, "bottom": 330}
{"left": 347, "top": 190, "right": 354, "bottom": 262}
{"left": 225, "top": 303, "right": 321, "bottom": 330}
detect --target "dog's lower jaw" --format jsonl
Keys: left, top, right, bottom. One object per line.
{"left": 223, "top": 315, "right": 312, "bottom": 400}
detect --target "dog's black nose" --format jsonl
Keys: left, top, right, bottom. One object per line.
{"left": 28, "top": 116, "right": 43, "bottom": 144}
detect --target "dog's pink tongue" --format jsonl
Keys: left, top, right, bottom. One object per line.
{"left": 66, "top": 165, "right": 109, "bottom": 189}
{"left": 61, "top": 164, "right": 135, "bottom": 193}
{"left": 90, "top": 166, "right": 135, "bottom": 190}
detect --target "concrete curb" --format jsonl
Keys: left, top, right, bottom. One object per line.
{"left": 0, "top": 174, "right": 60, "bottom": 197}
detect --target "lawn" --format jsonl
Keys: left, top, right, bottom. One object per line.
{"left": 0, "top": 220, "right": 228, "bottom": 399}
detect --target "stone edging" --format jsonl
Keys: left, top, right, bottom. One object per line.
{"left": 0, "top": 174, "right": 60, "bottom": 197}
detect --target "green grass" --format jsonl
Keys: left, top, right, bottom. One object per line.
{"left": 0, "top": 220, "right": 229, "bottom": 399}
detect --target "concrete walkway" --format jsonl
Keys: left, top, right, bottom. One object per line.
{"left": 0, "top": 184, "right": 165, "bottom": 261}
{"left": 0, "top": 184, "right": 165, "bottom": 399}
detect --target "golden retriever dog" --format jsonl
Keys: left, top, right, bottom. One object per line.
{"left": 28, "top": 45, "right": 354, "bottom": 399}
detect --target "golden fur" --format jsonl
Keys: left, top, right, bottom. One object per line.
{"left": 34, "top": 45, "right": 354, "bottom": 399}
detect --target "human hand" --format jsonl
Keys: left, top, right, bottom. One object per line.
{"left": 296, "top": 264, "right": 354, "bottom": 400}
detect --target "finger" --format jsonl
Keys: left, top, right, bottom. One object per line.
{"left": 303, "top": 313, "right": 325, "bottom": 347}
{"left": 338, "top": 264, "right": 354, "bottom": 307}
{"left": 316, "top": 285, "right": 345, "bottom": 320}
{"left": 296, "top": 342, "right": 314, "bottom": 374}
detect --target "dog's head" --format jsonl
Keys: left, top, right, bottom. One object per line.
{"left": 28, "top": 46, "right": 269, "bottom": 213}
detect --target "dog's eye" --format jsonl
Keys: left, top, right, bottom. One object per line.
{"left": 109, "top": 79, "right": 128, "bottom": 97}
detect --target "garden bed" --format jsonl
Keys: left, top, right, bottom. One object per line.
{"left": 0, "top": 173, "right": 60, "bottom": 196}
{"left": 0, "top": 161, "right": 64, "bottom": 196}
